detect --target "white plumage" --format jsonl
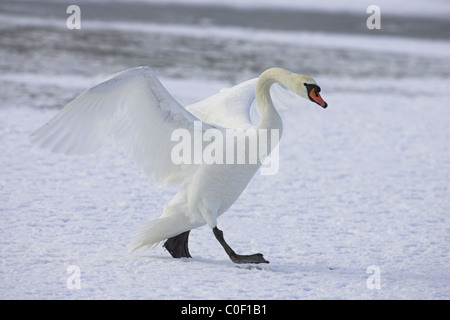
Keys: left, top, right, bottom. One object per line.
{"left": 31, "top": 66, "right": 327, "bottom": 263}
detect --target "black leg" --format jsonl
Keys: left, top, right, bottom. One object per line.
{"left": 163, "top": 230, "right": 192, "bottom": 258}
{"left": 213, "top": 227, "right": 269, "bottom": 264}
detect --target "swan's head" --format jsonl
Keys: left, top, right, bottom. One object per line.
{"left": 291, "top": 75, "right": 328, "bottom": 109}
{"left": 259, "top": 68, "right": 328, "bottom": 109}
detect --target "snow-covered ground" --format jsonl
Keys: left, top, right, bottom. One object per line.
{"left": 1, "top": 0, "right": 449, "bottom": 300}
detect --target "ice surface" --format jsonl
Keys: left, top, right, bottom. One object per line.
{"left": 2, "top": 76, "right": 450, "bottom": 299}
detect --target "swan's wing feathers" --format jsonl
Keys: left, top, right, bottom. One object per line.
{"left": 30, "top": 85, "right": 116, "bottom": 155}
{"left": 30, "top": 66, "right": 199, "bottom": 185}
{"left": 185, "top": 78, "right": 258, "bottom": 129}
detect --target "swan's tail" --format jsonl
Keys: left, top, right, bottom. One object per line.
{"left": 128, "top": 214, "right": 200, "bottom": 252}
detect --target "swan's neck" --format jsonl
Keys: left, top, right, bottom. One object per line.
{"left": 255, "top": 68, "right": 290, "bottom": 135}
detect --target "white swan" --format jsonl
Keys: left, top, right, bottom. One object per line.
{"left": 30, "top": 66, "right": 327, "bottom": 264}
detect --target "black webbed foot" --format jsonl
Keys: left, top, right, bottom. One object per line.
{"left": 164, "top": 230, "right": 192, "bottom": 258}
{"left": 213, "top": 227, "right": 269, "bottom": 264}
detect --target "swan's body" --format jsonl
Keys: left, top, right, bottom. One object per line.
{"left": 31, "top": 66, "right": 327, "bottom": 264}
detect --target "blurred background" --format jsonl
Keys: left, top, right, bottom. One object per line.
{"left": 1, "top": 0, "right": 449, "bottom": 109}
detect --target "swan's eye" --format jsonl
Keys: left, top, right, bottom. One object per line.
{"left": 304, "top": 83, "right": 320, "bottom": 92}
{"left": 304, "top": 83, "right": 318, "bottom": 93}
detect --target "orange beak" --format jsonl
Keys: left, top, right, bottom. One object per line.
{"left": 309, "top": 87, "right": 327, "bottom": 108}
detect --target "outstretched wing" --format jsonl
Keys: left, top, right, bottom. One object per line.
{"left": 30, "top": 66, "right": 202, "bottom": 185}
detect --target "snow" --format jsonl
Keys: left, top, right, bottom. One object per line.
{"left": 2, "top": 77, "right": 449, "bottom": 299}
{"left": 1, "top": 1, "right": 450, "bottom": 300}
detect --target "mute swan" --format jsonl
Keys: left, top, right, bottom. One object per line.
{"left": 31, "top": 66, "right": 327, "bottom": 264}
